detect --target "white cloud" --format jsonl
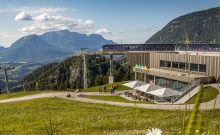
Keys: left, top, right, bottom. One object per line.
{"left": 15, "top": 12, "right": 95, "bottom": 34}
{"left": 96, "top": 28, "right": 111, "bottom": 34}
{"left": 0, "top": 7, "right": 67, "bottom": 14}
{"left": 15, "top": 12, "right": 32, "bottom": 21}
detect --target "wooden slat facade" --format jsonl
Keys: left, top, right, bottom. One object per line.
{"left": 125, "top": 52, "right": 220, "bottom": 80}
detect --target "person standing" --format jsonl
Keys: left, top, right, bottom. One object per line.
{"left": 99, "top": 87, "right": 102, "bottom": 93}
{"left": 104, "top": 86, "right": 107, "bottom": 93}
{"left": 110, "top": 85, "right": 114, "bottom": 95}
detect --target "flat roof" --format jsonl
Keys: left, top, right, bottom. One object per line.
{"left": 178, "top": 51, "right": 220, "bottom": 57}
{"left": 134, "top": 68, "right": 208, "bottom": 82}
{"left": 102, "top": 43, "right": 220, "bottom": 53}
{"left": 126, "top": 51, "right": 220, "bottom": 57}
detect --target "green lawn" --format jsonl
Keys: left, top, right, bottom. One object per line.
{"left": 0, "top": 90, "right": 62, "bottom": 100}
{"left": 84, "top": 95, "right": 155, "bottom": 104}
{"left": 0, "top": 98, "right": 219, "bottom": 135}
{"left": 186, "top": 86, "right": 219, "bottom": 104}
{"left": 82, "top": 81, "right": 130, "bottom": 92}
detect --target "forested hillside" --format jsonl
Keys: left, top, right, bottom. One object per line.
{"left": 23, "top": 55, "right": 133, "bottom": 90}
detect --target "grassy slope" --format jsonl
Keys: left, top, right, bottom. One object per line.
{"left": 0, "top": 98, "right": 219, "bottom": 135}
{"left": 82, "top": 82, "right": 130, "bottom": 92}
{"left": 186, "top": 86, "right": 219, "bottom": 104}
{"left": 0, "top": 90, "right": 62, "bottom": 100}
{"left": 84, "top": 95, "right": 155, "bottom": 104}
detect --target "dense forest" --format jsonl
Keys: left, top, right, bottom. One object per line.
{"left": 23, "top": 55, "right": 133, "bottom": 91}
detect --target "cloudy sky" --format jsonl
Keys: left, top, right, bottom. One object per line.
{"left": 0, "top": 0, "right": 219, "bottom": 47}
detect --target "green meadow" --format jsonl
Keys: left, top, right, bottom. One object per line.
{"left": 0, "top": 98, "right": 219, "bottom": 135}
{"left": 186, "top": 86, "right": 219, "bottom": 104}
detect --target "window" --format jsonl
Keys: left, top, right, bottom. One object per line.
{"left": 199, "top": 64, "right": 206, "bottom": 72}
{"left": 172, "top": 62, "right": 179, "bottom": 68}
{"left": 179, "top": 62, "right": 189, "bottom": 70}
{"left": 160, "top": 60, "right": 165, "bottom": 67}
{"left": 160, "top": 60, "right": 171, "bottom": 68}
{"left": 190, "top": 63, "right": 199, "bottom": 71}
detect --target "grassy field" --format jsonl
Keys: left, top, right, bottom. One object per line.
{"left": 186, "top": 86, "right": 219, "bottom": 104}
{"left": 0, "top": 90, "right": 62, "bottom": 100}
{"left": 0, "top": 98, "right": 219, "bottom": 135}
{"left": 84, "top": 95, "right": 155, "bottom": 104}
{"left": 81, "top": 81, "right": 130, "bottom": 92}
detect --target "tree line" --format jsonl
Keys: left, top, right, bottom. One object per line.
{"left": 23, "top": 55, "right": 133, "bottom": 91}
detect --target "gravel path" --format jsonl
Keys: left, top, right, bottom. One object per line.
{"left": 0, "top": 87, "right": 219, "bottom": 110}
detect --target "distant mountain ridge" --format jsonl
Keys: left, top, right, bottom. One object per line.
{"left": 2, "top": 35, "right": 71, "bottom": 62}
{"left": 0, "top": 30, "right": 115, "bottom": 62}
{"left": 0, "top": 46, "right": 6, "bottom": 58}
{"left": 146, "top": 7, "right": 220, "bottom": 44}
{"left": 0, "top": 46, "right": 5, "bottom": 52}
{"left": 40, "top": 30, "right": 114, "bottom": 51}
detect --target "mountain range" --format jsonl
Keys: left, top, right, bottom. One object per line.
{"left": 1, "top": 7, "right": 220, "bottom": 63}
{"left": 0, "top": 30, "right": 114, "bottom": 62}
{"left": 0, "top": 46, "right": 6, "bottom": 52}
{"left": 146, "top": 7, "right": 220, "bottom": 44}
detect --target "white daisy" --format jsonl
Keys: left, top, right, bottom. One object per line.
{"left": 146, "top": 128, "right": 162, "bottom": 135}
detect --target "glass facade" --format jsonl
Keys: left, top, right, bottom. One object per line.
{"left": 199, "top": 64, "right": 206, "bottom": 72}
{"left": 190, "top": 63, "right": 199, "bottom": 71}
{"left": 179, "top": 62, "right": 186, "bottom": 70}
{"left": 160, "top": 60, "right": 171, "bottom": 68}
{"left": 172, "top": 62, "right": 179, "bottom": 68}
{"left": 155, "top": 76, "right": 188, "bottom": 91}
{"left": 160, "top": 60, "right": 206, "bottom": 73}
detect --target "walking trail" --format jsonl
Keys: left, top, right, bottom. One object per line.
{"left": 0, "top": 86, "right": 219, "bottom": 110}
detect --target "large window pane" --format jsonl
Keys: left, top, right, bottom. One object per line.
{"left": 166, "top": 61, "right": 171, "bottom": 67}
{"left": 155, "top": 77, "right": 188, "bottom": 91}
{"left": 179, "top": 62, "right": 189, "bottom": 70}
{"left": 160, "top": 60, "right": 171, "bottom": 68}
{"left": 179, "top": 62, "right": 185, "bottom": 69}
{"left": 199, "top": 64, "right": 206, "bottom": 72}
{"left": 190, "top": 63, "right": 199, "bottom": 71}
{"left": 160, "top": 60, "right": 165, "bottom": 67}
{"left": 172, "top": 62, "right": 179, "bottom": 68}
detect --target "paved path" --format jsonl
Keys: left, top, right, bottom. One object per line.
{"left": 0, "top": 87, "right": 219, "bottom": 110}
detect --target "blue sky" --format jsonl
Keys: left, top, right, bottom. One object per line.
{"left": 0, "top": 0, "right": 219, "bottom": 47}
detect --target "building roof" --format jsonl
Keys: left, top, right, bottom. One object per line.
{"left": 134, "top": 83, "right": 162, "bottom": 93}
{"left": 102, "top": 43, "right": 220, "bottom": 53}
{"left": 123, "top": 80, "right": 146, "bottom": 88}
{"left": 135, "top": 68, "right": 208, "bottom": 83}
{"left": 147, "top": 88, "right": 181, "bottom": 97}
{"left": 178, "top": 51, "right": 220, "bottom": 57}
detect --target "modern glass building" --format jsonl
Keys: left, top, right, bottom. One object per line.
{"left": 102, "top": 43, "right": 220, "bottom": 92}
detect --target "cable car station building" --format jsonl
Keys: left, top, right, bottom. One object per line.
{"left": 102, "top": 44, "right": 220, "bottom": 93}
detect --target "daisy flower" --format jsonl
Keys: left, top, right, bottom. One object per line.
{"left": 146, "top": 128, "right": 162, "bottom": 135}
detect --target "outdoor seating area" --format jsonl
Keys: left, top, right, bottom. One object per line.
{"left": 123, "top": 80, "right": 181, "bottom": 103}
{"left": 124, "top": 91, "right": 154, "bottom": 102}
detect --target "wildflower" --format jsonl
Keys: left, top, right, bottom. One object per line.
{"left": 146, "top": 128, "right": 162, "bottom": 135}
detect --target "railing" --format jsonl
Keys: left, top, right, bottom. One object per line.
{"left": 173, "top": 84, "right": 198, "bottom": 103}
{"left": 102, "top": 43, "right": 220, "bottom": 53}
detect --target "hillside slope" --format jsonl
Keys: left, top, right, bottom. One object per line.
{"left": 146, "top": 7, "right": 220, "bottom": 43}
{"left": 23, "top": 55, "right": 132, "bottom": 90}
